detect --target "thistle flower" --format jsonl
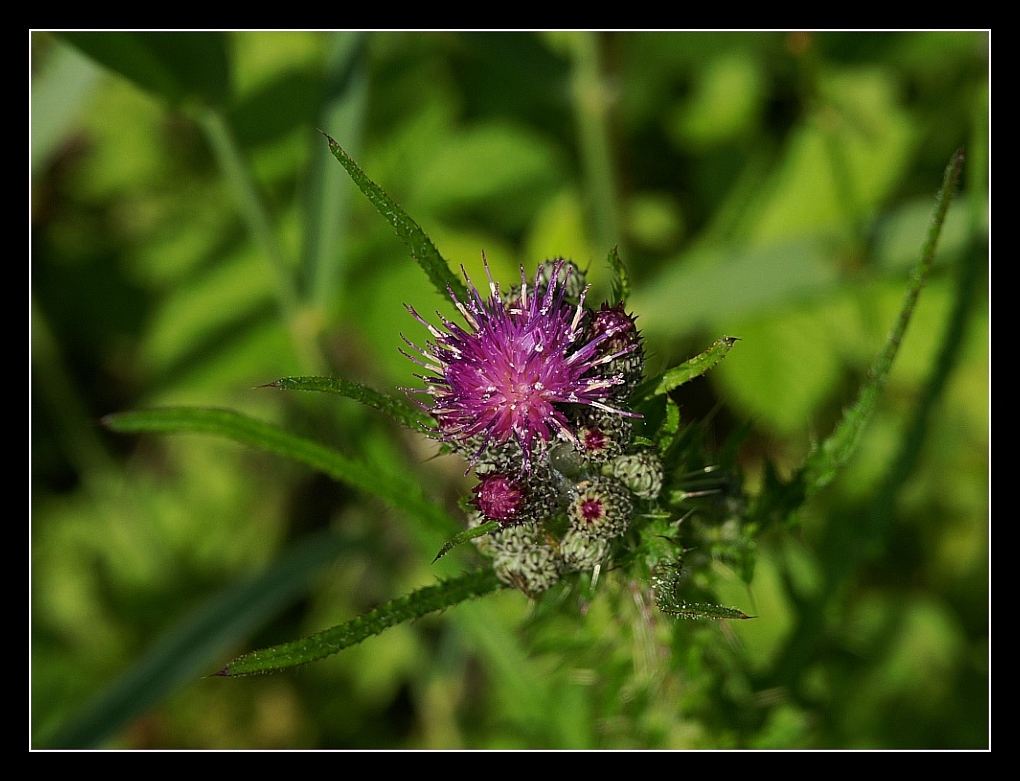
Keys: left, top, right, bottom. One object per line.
{"left": 572, "top": 407, "right": 633, "bottom": 465}
{"left": 403, "top": 257, "right": 641, "bottom": 473}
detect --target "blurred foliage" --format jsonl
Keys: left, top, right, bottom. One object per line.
{"left": 31, "top": 31, "right": 988, "bottom": 749}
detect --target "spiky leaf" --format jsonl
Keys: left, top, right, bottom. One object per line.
{"left": 322, "top": 131, "right": 468, "bottom": 302}
{"left": 217, "top": 568, "right": 505, "bottom": 676}
{"left": 634, "top": 336, "right": 739, "bottom": 402}
{"left": 266, "top": 376, "right": 432, "bottom": 432}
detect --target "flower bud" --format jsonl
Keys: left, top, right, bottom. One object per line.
{"left": 535, "top": 259, "right": 586, "bottom": 302}
{"left": 568, "top": 476, "right": 633, "bottom": 540}
{"left": 609, "top": 451, "right": 664, "bottom": 501}
{"left": 488, "top": 521, "right": 561, "bottom": 595}
{"left": 470, "top": 472, "right": 527, "bottom": 525}
{"left": 471, "top": 464, "right": 566, "bottom": 526}
{"left": 559, "top": 527, "right": 610, "bottom": 572}
{"left": 572, "top": 407, "right": 632, "bottom": 465}
{"left": 589, "top": 303, "right": 644, "bottom": 396}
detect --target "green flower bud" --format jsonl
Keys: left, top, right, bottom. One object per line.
{"left": 609, "top": 451, "right": 664, "bottom": 500}
{"left": 559, "top": 527, "right": 610, "bottom": 572}
{"left": 572, "top": 407, "right": 632, "bottom": 465}
{"left": 589, "top": 303, "right": 644, "bottom": 396}
{"left": 568, "top": 476, "right": 633, "bottom": 540}
{"left": 489, "top": 521, "right": 561, "bottom": 595}
{"left": 536, "top": 259, "right": 587, "bottom": 302}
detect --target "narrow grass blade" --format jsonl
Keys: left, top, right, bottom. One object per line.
{"left": 321, "top": 131, "right": 468, "bottom": 302}
{"left": 218, "top": 567, "right": 505, "bottom": 676}
{"left": 304, "top": 32, "right": 368, "bottom": 314}
{"left": 103, "top": 407, "right": 456, "bottom": 534}
{"left": 265, "top": 376, "right": 432, "bottom": 433}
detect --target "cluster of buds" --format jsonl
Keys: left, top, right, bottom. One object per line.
{"left": 404, "top": 257, "right": 665, "bottom": 595}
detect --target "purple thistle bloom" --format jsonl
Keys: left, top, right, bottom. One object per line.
{"left": 402, "top": 256, "right": 641, "bottom": 472}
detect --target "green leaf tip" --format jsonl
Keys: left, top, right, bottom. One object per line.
{"left": 659, "top": 602, "right": 755, "bottom": 621}
{"left": 634, "top": 336, "right": 739, "bottom": 402}
{"left": 433, "top": 521, "right": 501, "bottom": 563}
{"left": 319, "top": 130, "right": 468, "bottom": 303}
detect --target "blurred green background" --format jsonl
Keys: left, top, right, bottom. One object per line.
{"left": 31, "top": 31, "right": 988, "bottom": 749}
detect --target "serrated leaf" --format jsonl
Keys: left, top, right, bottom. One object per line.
{"left": 607, "top": 245, "right": 631, "bottom": 305}
{"left": 217, "top": 567, "right": 505, "bottom": 676}
{"left": 634, "top": 336, "right": 739, "bottom": 402}
{"left": 653, "top": 560, "right": 752, "bottom": 621}
{"left": 102, "top": 407, "right": 456, "bottom": 534}
{"left": 321, "top": 131, "right": 468, "bottom": 303}
{"left": 659, "top": 601, "right": 753, "bottom": 621}
{"left": 266, "top": 375, "right": 432, "bottom": 433}
{"left": 796, "top": 149, "right": 966, "bottom": 498}
{"left": 658, "top": 397, "right": 681, "bottom": 447}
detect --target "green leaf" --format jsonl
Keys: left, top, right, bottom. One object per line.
{"left": 630, "top": 238, "right": 841, "bottom": 339}
{"left": 656, "top": 397, "right": 681, "bottom": 451}
{"left": 60, "top": 31, "right": 230, "bottom": 109}
{"left": 633, "top": 336, "right": 739, "bottom": 402}
{"left": 43, "top": 530, "right": 352, "bottom": 748}
{"left": 659, "top": 601, "right": 754, "bottom": 621}
{"left": 218, "top": 567, "right": 505, "bottom": 676}
{"left": 607, "top": 245, "right": 631, "bottom": 305}
{"left": 266, "top": 375, "right": 432, "bottom": 433}
{"left": 102, "top": 407, "right": 456, "bottom": 534}
{"left": 321, "top": 131, "right": 469, "bottom": 303}
{"left": 796, "top": 149, "right": 966, "bottom": 497}
{"left": 433, "top": 521, "right": 500, "bottom": 563}
{"left": 653, "top": 560, "right": 752, "bottom": 621}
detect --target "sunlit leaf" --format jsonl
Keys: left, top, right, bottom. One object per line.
{"left": 633, "top": 336, "right": 739, "bottom": 402}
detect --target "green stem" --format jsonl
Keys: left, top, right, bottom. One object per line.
{"left": 196, "top": 107, "right": 323, "bottom": 372}
{"left": 30, "top": 296, "right": 117, "bottom": 480}
{"left": 570, "top": 32, "right": 623, "bottom": 258}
